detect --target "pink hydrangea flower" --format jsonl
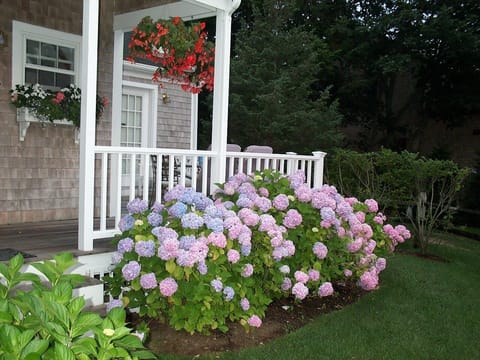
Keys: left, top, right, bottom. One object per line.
{"left": 294, "top": 270, "right": 309, "bottom": 284}
{"left": 292, "top": 282, "right": 309, "bottom": 300}
{"left": 308, "top": 269, "right": 320, "bottom": 282}
{"left": 359, "top": 269, "right": 379, "bottom": 290}
{"left": 318, "top": 282, "right": 334, "bottom": 297}
{"left": 241, "top": 263, "right": 254, "bottom": 277}
{"left": 272, "top": 194, "right": 289, "bottom": 210}
{"left": 283, "top": 209, "right": 303, "bottom": 228}
{"left": 208, "top": 232, "right": 227, "bottom": 248}
{"left": 365, "top": 199, "right": 379, "bottom": 213}
{"left": 375, "top": 257, "right": 387, "bottom": 272}
{"left": 159, "top": 277, "right": 178, "bottom": 297}
{"left": 344, "top": 269, "right": 353, "bottom": 277}
{"left": 281, "top": 277, "right": 292, "bottom": 291}
{"left": 227, "top": 249, "right": 240, "bottom": 264}
{"left": 248, "top": 315, "right": 262, "bottom": 328}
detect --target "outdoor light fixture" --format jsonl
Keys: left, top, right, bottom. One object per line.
{"left": 162, "top": 92, "right": 171, "bottom": 104}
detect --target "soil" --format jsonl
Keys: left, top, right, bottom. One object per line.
{"left": 135, "top": 282, "right": 366, "bottom": 358}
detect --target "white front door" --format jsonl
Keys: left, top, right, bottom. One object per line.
{"left": 119, "top": 85, "right": 156, "bottom": 197}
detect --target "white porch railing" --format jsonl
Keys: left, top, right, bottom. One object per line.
{"left": 90, "top": 146, "right": 326, "bottom": 241}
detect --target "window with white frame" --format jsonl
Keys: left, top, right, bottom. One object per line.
{"left": 12, "top": 21, "right": 81, "bottom": 90}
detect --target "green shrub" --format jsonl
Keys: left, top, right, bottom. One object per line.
{"left": 0, "top": 252, "right": 157, "bottom": 359}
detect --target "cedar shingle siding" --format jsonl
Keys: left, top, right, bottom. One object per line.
{"left": 0, "top": 0, "right": 191, "bottom": 225}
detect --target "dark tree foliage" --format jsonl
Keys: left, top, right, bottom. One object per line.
{"left": 227, "top": 0, "right": 343, "bottom": 154}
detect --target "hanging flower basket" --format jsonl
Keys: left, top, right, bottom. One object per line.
{"left": 128, "top": 16, "right": 215, "bottom": 94}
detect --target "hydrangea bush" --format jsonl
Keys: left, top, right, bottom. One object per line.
{"left": 106, "top": 170, "right": 410, "bottom": 334}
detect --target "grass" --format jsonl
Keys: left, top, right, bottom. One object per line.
{"left": 159, "top": 233, "right": 480, "bottom": 360}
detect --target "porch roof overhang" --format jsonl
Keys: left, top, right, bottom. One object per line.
{"left": 113, "top": 0, "right": 240, "bottom": 31}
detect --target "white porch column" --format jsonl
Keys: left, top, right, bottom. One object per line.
{"left": 78, "top": 0, "right": 99, "bottom": 251}
{"left": 209, "top": 2, "right": 239, "bottom": 191}
{"left": 312, "top": 151, "right": 327, "bottom": 188}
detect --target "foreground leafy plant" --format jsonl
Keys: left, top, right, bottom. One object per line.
{"left": 106, "top": 170, "right": 410, "bottom": 334}
{"left": 0, "top": 253, "right": 157, "bottom": 359}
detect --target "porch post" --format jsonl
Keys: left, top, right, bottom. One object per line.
{"left": 209, "top": 2, "right": 240, "bottom": 191}
{"left": 78, "top": 0, "right": 99, "bottom": 251}
{"left": 312, "top": 151, "right": 327, "bottom": 188}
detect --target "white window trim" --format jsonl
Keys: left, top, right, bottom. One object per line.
{"left": 11, "top": 20, "right": 82, "bottom": 87}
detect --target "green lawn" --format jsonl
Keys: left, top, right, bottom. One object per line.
{"left": 160, "top": 233, "right": 480, "bottom": 360}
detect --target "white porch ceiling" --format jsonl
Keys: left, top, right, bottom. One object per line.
{"left": 114, "top": 0, "right": 226, "bottom": 31}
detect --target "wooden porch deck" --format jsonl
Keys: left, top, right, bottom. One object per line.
{"left": 0, "top": 219, "right": 115, "bottom": 262}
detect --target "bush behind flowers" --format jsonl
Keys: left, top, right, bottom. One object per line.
{"left": 106, "top": 170, "right": 410, "bottom": 334}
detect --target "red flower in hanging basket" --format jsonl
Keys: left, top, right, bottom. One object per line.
{"left": 128, "top": 16, "right": 215, "bottom": 94}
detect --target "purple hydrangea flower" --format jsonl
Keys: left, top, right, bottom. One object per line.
{"left": 147, "top": 212, "right": 163, "bottom": 227}
{"left": 152, "top": 226, "right": 178, "bottom": 242}
{"left": 157, "top": 238, "right": 180, "bottom": 260}
{"left": 117, "top": 237, "right": 134, "bottom": 254}
{"left": 288, "top": 171, "right": 305, "bottom": 189}
{"left": 211, "top": 279, "right": 223, "bottom": 292}
{"left": 159, "top": 277, "right": 178, "bottom": 297}
{"left": 140, "top": 273, "right": 157, "bottom": 289}
{"left": 313, "top": 242, "right": 328, "bottom": 259}
{"left": 236, "top": 196, "right": 254, "bottom": 209}
{"left": 197, "top": 261, "right": 208, "bottom": 275}
{"left": 365, "top": 199, "right": 379, "bottom": 213}
{"left": 126, "top": 199, "right": 148, "bottom": 214}
{"left": 223, "top": 286, "right": 235, "bottom": 301}
{"left": 122, "top": 261, "right": 141, "bottom": 281}
{"left": 258, "top": 187, "right": 269, "bottom": 197}
{"left": 164, "top": 185, "right": 185, "bottom": 202}
{"left": 118, "top": 215, "right": 135, "bottom": 232}
{"left": 240, "top": 297, "right": 250, "bottom": 311}
{"left": 281, "top": 277, "right": 292, "bottom": 291}
{"left": 135, "top": 240, "right": 156, "bottom": 258}
{"left": 272, "top": 194, "right": 290, "bottom": 211}
{"left": 181, "top": 212, "right": 204, "bottom": 229}
{"left": 320, "top": 207, "right": 336, "bottom": 223}
{"left": 254, "top": 196, "right": 272, "bottom": 212}
{"left": 308, "top": 269, "right": 320, "bottom": 282}
{"left": 151, "top": 201, "right": 164, "bottom": 213}
{"left": 111, "top": 251, "right": 123, "bottom": 264}
{"left": 106, "top": 299, "right": 124, "bottom": 312}
{"left": 179, "top": 188, "right": 196, "bottom": 204}
{"left": 376, "top": 257, "right": 387, "bottom": 272}
{"left": 192, "top": 192, "right": 213, "bottom": 210}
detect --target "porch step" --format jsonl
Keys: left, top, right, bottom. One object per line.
{"left": 18, "top": 251, "right": 115, "bottom": 307}
{"left": 13, "top": 275, "right": 105, "bottom": 307}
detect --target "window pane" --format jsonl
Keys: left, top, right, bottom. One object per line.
{"left": 56, "top": 73, "right": 73, "bottom": 88}
{"left": 25, "top": 68, "right": 38, "bottom": 84}
{"left": 26, "top": 40, "right": 39, "bottom": 55}
{"left": 41, "top": 58, "right": 56, "bottom": 67}
{"left": 38, "top": 70, "right": 55, "bottom": 87}
{"left": 121, "top": 128, "right": 127, "bottom": 142}
{"left": 134, "top": 129, "right": 141, "bottom": 143}
{"left": 128, "top": 128, "right": 134, "bottom": 142}
{"left": 59, "top": 46, "right": 74, "bottom": 63}
{"left": 136, "top": 96, "right": 142, "bottom": 111}
{"left": 128, "top": 112, "right": 134, "bottom": 126}
{"left": 58, "top": 61, "right": 73, "bottom": 70}
{"left": 134, "top": 113, "right": 141, "bottom": 127}
{"left": 122, "top": 95, "right": 127, "bottom": 110}
{"left": 41, "top": 42, "right": 57, "bottom": 58}
{"left": 128, "top": 95, "right": 135, "bottom": 110}
{"left": 26, "top": 55, "right": 39, "bottom": 65}
{"left": 121, "top": 112, "right": 127, "bottom": 125}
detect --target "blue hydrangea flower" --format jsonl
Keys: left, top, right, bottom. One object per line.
{"left": 205, "top": 217, "right": 224, "bottom": 233}
{"left": 181, "top": 213, "right": 204, "bottom": 229}
{"left": 179, "top": 235, "right": 196, "bottom": 250}
{"left": 211, "top": 279, "right": 223, "bottom": 292}
{"left": 135, "top": 240, "right": 156, "bottom": 257}
{"left": 152, "top": 226, "right": 179, "bottom": 242}
{"left": 192, "top": 192, "right": 213, "bottom": 211}
{"left": 241, "top": 243, "right": 252, "bottom": 256}
{"left": 179, "top": 188, "right": 196, "bottom": 205}
{"left": 151, "top": 201, "right": 164, "bottom": 213}
{"left": 197, "top": 261, "right": 208, "bottom": 275}
{"left": 223, "top": 286, "right": 235, "bottom": 301}
{"left": 118, "top": 215, "right": 134, "bottom": 232}
{"left": 168, "top": 202, "right": 188, "bottom": 218}
{"left": 147, "top": 212, "right": 163, "bottom": 227}
{"left": 106, "top": 298, "right": 124, "bottom": 312}
{"left": 117, "top": 237, "right": 134, "bottom": 253}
